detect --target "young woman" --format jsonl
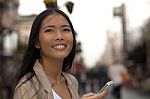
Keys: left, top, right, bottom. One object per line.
{"left": 13, "top": 8, "right": 108, "bottom": 99}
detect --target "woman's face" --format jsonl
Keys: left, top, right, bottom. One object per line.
{"left": 35, "top": 13, "right": 73, "bottom": 60}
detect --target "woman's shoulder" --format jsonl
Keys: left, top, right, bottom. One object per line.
{"left": 13, "top": 74, "right": 39, "bottom": 99}
{"left": 18, "top": 73, "right": 38, "bottom": 86}
{"left": 15, "top": 74, "right": 39, "bottom": 94}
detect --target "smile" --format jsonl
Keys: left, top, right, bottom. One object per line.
{"left": 52, "top": 44, "right": 67, "bottom": 50}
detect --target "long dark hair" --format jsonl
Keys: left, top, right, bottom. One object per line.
{"left": 14, "top": 8, "right": 76, "bottom": 88}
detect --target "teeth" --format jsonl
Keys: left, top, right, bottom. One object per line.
{"left": 53, "top": 44, "right": 65, "bottom": 49}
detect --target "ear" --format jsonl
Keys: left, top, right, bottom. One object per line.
{"left": 35, "top": 40, "right": 40, "bottom": 49}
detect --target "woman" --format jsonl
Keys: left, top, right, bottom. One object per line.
{"left": 13, "top": 8, "right": 108, "bottom": 99}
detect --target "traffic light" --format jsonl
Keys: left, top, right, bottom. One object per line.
{"left": 65, "top": 1, "right": 74, "bottom": 14}
{"left": 44, "top": 0, "right": 58, "bottom": 9}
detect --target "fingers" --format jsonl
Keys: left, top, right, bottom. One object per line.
{"left": 82, "top": 92, "right": 95, "bottom": 97}
{"left": 81, "top": 91, "right": 108, "bottom": 99}
{"left": 97, "top": 90, "right": 108, "bottom": 98}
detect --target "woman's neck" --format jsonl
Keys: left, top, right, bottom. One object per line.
{"left": 39, "top": 58, "right": 63, "bottom": 85}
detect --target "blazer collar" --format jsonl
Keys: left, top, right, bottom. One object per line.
{"left": 33, "top": 60, "right": 74, "bottom": 94}
{"left": 33, "top": 60, "right": 52, "bottom": 93}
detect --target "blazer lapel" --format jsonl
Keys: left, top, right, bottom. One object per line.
{"left": 62, "top": 72, "right": 80, "bottom": 99}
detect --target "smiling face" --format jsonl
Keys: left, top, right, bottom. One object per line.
{"left": 35, "top": 13, "right": 73, "bottom": 61}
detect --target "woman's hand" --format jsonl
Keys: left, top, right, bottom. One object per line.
{"left": 81, "top": 91, "right": 108, "bottom": 99}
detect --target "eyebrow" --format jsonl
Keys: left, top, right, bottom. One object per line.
{"left": 62, "top": 25, "right": 70, "bottom": 28}
{"left": 42, "top": 24, "right": 70, "bottom": 30}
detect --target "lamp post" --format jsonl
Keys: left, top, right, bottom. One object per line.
{"left": 43, "top": 0, "right": 74, "bottom": 14}
{"left": 113, "top": 3, "right": 127, "bottom": 64}
{"left": 65, "top": 1, "right": 74, "bottom": 14}
{"left": 43, "top": 0, "right": 58, "bottom": 9}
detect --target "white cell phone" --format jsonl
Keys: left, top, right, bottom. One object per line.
{"left": 99, "top": 81, "right": 114, "bottom": 93}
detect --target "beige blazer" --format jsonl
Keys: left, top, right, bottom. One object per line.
{"left": 13, "top": 60, "right": 80, "bottom": 99}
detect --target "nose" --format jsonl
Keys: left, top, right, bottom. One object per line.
{"left": 55, "top": 31, "right": 64, "bottom": 41}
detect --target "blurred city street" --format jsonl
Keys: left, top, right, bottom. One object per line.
{"left": 106, "top": 86, "right": 150, "bottom": 99}
{"left": 121, "top": 87, "right": 149, "bottom": 99}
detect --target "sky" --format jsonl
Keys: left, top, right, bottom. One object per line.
{"left": 18, "top": 0, "right": 150, "bottom": 68}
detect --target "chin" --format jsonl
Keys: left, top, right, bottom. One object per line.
{"left": 55, "top": 53, "right": 69, "bottom": 59}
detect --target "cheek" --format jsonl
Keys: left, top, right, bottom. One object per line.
{"left": 69, "top": 36, "right": 74, "bottom": 52}
{"left": 68, "top": 35, "right": 74, "bottom": 47}
{"left": 68, "top": 33, "right": 74, "bottom": 42}
{"left": 38, "top": 36, "right": 51, "bottom": 49}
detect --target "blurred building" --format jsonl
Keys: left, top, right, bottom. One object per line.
{"left": 0, "top": 0, "right": 19, "bottom": 56}
{"left": 16, "top": 15, "right": 36, "bottom": 44}
{"left": 0, "top": 0, "right": 19, "bottom": 98}
{"left": 0, "top": 0, "right": 19, "bottom": 30}
{"left": 99, "top": 31, "right": 123, "bottom": 66}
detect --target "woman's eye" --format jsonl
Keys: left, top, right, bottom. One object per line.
{"left": 44, "top": 29, "right": 53, "bottom": 32}
{"left": 63, "top": 28, "right": 71, "bottom": 32}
